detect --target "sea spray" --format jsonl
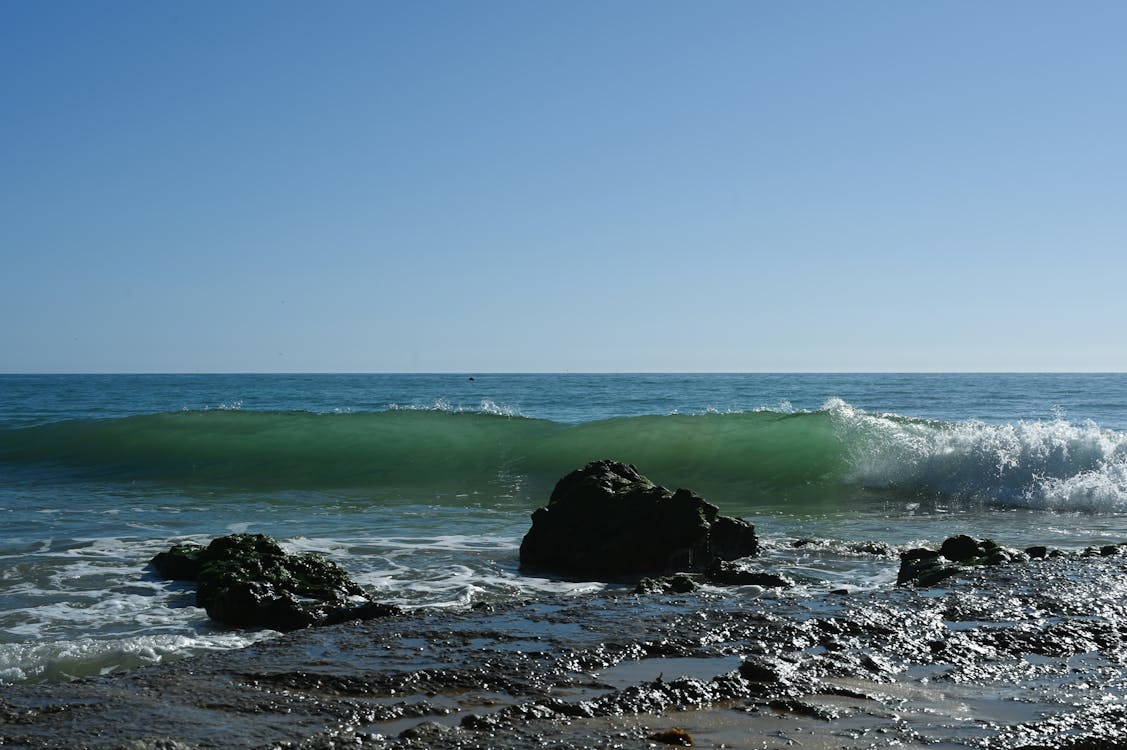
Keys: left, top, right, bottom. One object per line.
{"left": 828, "top": 398, "right": 1127, "bottom": 509}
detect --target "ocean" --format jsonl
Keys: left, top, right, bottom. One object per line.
{"left": 3, "top": 372, "right": 1127, "bottom": 686}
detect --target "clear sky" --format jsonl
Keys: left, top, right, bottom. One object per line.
{"left": 3, "top": 1, "right": 1125, "bottom": 373}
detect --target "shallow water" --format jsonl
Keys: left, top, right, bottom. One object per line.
{"left": 3, "top": 373, "right": 1127, "bottom": 683}
{"left": 4, "top": 553, "right": 1127, "bottom": 748}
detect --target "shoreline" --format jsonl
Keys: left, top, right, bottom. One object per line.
{"left": 4, "top": 552, "right": 1127, "bottom": 749}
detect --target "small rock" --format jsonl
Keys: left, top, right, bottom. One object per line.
{"left": 635, "top": 575, "right": 698, "bottom": 594}
{"left": 939, "top": 534, "right": 981, "bottom": 563}
{"left": 648, "top": 728, "right": 693, "bottom": 746}
{"left": 738, "top": 655, "right": 794, "bottom": 683}
{"left": 705, "top": 560, "right": 792, "bottom": 588}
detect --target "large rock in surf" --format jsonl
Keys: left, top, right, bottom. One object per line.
{"left": 152, "top": 533, "right": 398, "bottom": 631}
{"left": 519, "top": 460, "right": 759, "bottom": 578}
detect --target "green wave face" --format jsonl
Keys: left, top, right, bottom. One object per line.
{"left": 5, "top": 405, "right": 1123, "bottom": 512}
{"left": 0, "top": 410, "right": 847, "bottom": 504}
{"left": 0, "top": 410, "right": 548, "bottom": 490}
{"left": 525, "top": 411, "right": 847, "bottom": 498}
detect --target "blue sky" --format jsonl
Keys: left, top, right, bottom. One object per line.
{"left": 3, "top": 1, "right": 1125, "bottom": 373}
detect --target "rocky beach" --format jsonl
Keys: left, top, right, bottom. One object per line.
{"left": 4, "top": 546, "right": 1127, "bottom": 749}
{"left": 5, "top": 460, "right": 1127, "bottom": 749}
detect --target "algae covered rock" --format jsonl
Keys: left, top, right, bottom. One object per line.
{"left": 151, "top": 542, "right": 205, "bottom": 580}
{"left": 151, "top": 533, "right": 398, "bottom": 631}
{"left": 519, "top": 460, "right": 758, "bottom": 578}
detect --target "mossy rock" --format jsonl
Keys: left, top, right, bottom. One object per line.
{"left": 519, "top": 460, "right": 758, "bottom": 578}
{"left": 151, "top": 543, "right": 204, "bottom": 580}
{"left": 151, "top": 533, "right": 397, "bottom": 631}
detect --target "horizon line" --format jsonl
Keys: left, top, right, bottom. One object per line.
{"left": 3, "top": 370, "right": 1126, "bottom": 377}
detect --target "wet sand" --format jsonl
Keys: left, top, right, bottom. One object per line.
{"left": 4, "top": 551, "right": 1127, "bottom": 749}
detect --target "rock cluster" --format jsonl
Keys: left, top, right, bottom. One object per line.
{"left": 519, "top": 460, "right": 759, "bottom": 578}
{"left": 151, "top": 533, "right": 398, "bottom": 631}
{"left": 898, "top": 534, "right": 1051, "bottom": 587}
{"left": 635, "top": 560, "right": 793, "bottom": 594}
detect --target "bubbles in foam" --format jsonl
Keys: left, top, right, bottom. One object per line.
{"left": 478, "top": 399, "right": 520, "bottom": 417}
{"left": 1033, "top": 458, "right": 1127, "bottom": 511}
{"left": 826, "top": 398, "right": 1127, "bottom": 510}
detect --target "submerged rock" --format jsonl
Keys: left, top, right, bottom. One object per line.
{"left": 705, "top": 560, "right": 792, "bottom": 588}
{"left": 151, "top": 533, "right": 398, "bottom": 631}
{"left": 633, "top": 562, "right": 792, "bottom": 595}
{"left": 519, "top": 460, "right": 758, "bottom": 578}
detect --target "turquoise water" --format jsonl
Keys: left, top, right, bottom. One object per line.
{"left": 3, "top": 373, "right": 1127, "bottom": 683}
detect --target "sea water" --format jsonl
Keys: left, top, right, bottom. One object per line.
{"left": 2, "top": 373, "right": 1127, "bottom": 684}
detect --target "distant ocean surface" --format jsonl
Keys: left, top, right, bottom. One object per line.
{"left": 3, "top": 372, "right": 1127, "bottom": 684}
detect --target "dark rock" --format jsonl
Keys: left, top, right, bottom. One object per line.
{"left": 648, "top": 728, "right": 694, "bottom": 746}
{"left": 916, "top": 565, "right": 961, "bottom": 588}
{"left": 897, "top": 549, "right": 951, "bottom": 586}
{"left": 767, "top": 699, "right": 840, "bottom": 720}
{"left": 635, "top": 563, "right": 794, "bottom": 594}
{"left": 203, "top": 580, "right": 312, "bottom": 630}
{"left": 792, "top": 538, "right": 895, "bottom": 556}
{"left": 151, "top": 543, "right": 204, "bottom": 580}
{"left": 939, "top": 534, "right": 981, "bottom": 563}
{"left": 519, "top": 460, "right": 758, "bottom": 578}
{"left": 738, "top": 655, "right": 795, "bottom": 683}
{"left": 1026, "top": 545, "right": 1050, "bottom": 559}
{"left": 151, "top": 533, "right": 399, "bottom": 631}
{"left": 900, "top": 535, "right": 1030, "bottom": 587}
{"left": 322, "top": 600, "right": 400, "bottom": 625}
{"left": 635, "top": 575, "right": 698, "bottom": 595}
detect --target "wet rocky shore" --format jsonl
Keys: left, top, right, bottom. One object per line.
{"left": 4, "top": 547, "right": 1127, "bottom": 749}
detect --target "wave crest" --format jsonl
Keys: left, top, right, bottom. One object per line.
{"left": 827, "top": 398, "right": 1127, "bottom": 510}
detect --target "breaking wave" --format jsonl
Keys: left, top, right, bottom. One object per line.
{"left": 2, "top": 400, "right": 1125, "bottom": 510}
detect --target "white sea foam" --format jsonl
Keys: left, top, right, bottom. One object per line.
{"left": 0, "top": 531, "right": 277, "bottom": 685}
{"left": 385, "top": 398, "right": 522, "bottom": 418}
{"left": 352, "top": 535, "right": 520, "bottom": 552}
{"left": 277, "top": 531, "right": 608, "bottom": 609}
{"left": 753, "top": 400, "right": 796, "bottom": 414}
{"left": 826, "top": 398, "right": 1127, "bottom": 511}
{"left": 1034, "top": 460, "right": 1127, "bottom": 510}
{"left": 0, "top": 632, "right": 267, "bottom": 684}
{"left": 478, "top": 399, "right": 520, "bottom": 417}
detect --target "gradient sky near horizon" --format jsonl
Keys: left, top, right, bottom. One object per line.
{"left": 3, "top": 1, "right": 1125, "bottom": 373}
